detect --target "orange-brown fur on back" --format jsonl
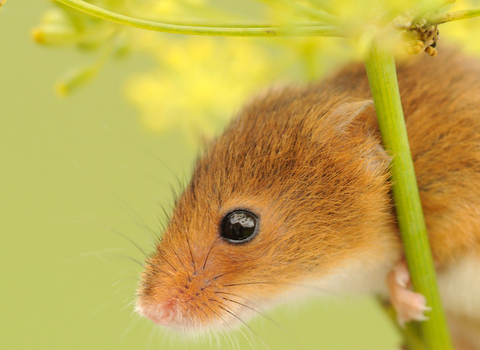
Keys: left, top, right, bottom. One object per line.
{"left": 137, "top": 49, "right": 480, "bottom": 347}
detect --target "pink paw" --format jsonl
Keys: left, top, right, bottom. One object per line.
{"left": 387, "top": 260, "right": 432, "bottom": 327}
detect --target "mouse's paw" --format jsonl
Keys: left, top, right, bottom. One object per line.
{"left": 387, "top": 260, "right": 432, "bottom": 327}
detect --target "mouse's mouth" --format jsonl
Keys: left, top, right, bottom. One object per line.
{"left": 135, "top": 287, "right": 261, "bottom": 333}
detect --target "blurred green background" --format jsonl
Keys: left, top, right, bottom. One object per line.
{"left": 0, "top": 1, "right": 409, "bottom": 349}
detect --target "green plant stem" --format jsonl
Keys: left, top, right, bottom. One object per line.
{"left": 427, "top": 7, "right": 480, "bottom": 24}
{"left": 55, "top": 0, "right": 342, "bottom": 37}
{"left": 364, "top": 38, "right": 453, "bottom": 350}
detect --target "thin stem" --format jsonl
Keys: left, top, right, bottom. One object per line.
{"left": 364, "top": 37, "right": 453, "bottom": 350}
{"left": 55, "top": 0, "right": 343, "bottom": 37}
{"left": 427, "top": 7, "right": 480, "bottom": 24}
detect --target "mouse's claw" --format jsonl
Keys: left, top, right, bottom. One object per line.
{"left": 387, "top": 260, "right": 432, "bottom": 327}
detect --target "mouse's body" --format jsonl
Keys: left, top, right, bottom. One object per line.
{"left": 137, "top": 49, "right": 480, "bottom": 349}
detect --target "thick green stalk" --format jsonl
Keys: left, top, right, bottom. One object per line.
{"left": 55, "top": 0, "right": 342, "bottom": 37}
{"left": 364, "top": 39, "right": 453, "bottom": 350}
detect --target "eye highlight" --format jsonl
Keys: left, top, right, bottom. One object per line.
{"left": 221, "top": 210, "right": 259, "bottom": 243}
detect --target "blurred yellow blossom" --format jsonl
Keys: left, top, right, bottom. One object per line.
{"left": 127, "top": 35, "right": 280, "bottom": 137}
{"left": 126, "top": 25, "right": 352, "bottom": 137}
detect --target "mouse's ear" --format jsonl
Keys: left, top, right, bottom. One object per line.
{"left": 323, "top": 99, "right": 391, "bottom": 170}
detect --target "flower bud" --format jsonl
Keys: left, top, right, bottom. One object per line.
{"left": 32, "top": 24, "right": 78, "bottom": 46}
{"left": 32, "top": 8, "right": 78, "bottom": 46}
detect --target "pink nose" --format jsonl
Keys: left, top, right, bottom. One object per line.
{"left": 138, "top": 302, "right": 175, "bottom": 326}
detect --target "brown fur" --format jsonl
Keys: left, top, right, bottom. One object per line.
{"left": 137, "top": 49, "right": 480, "bottom": 347}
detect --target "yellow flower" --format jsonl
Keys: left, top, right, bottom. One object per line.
{"left": 126, "top": 35, "right": 277, "bottom": 137}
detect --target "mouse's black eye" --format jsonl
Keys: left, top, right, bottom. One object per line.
{"left": 221, "top": 210, "right": 259, "bottom": 243}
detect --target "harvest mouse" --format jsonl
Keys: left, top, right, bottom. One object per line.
{"left": 136, "top": 48, "right": 480, "bottom": 349}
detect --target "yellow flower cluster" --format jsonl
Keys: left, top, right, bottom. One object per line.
{"left": 126, "top": 30, "right": 350, "bottom": 137}
{"left": 126, "top": 35, "right": 269, "bottom": 136}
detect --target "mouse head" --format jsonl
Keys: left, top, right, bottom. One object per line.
{"left": 136, "top": 89, "right": 396, "bottom": 333}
